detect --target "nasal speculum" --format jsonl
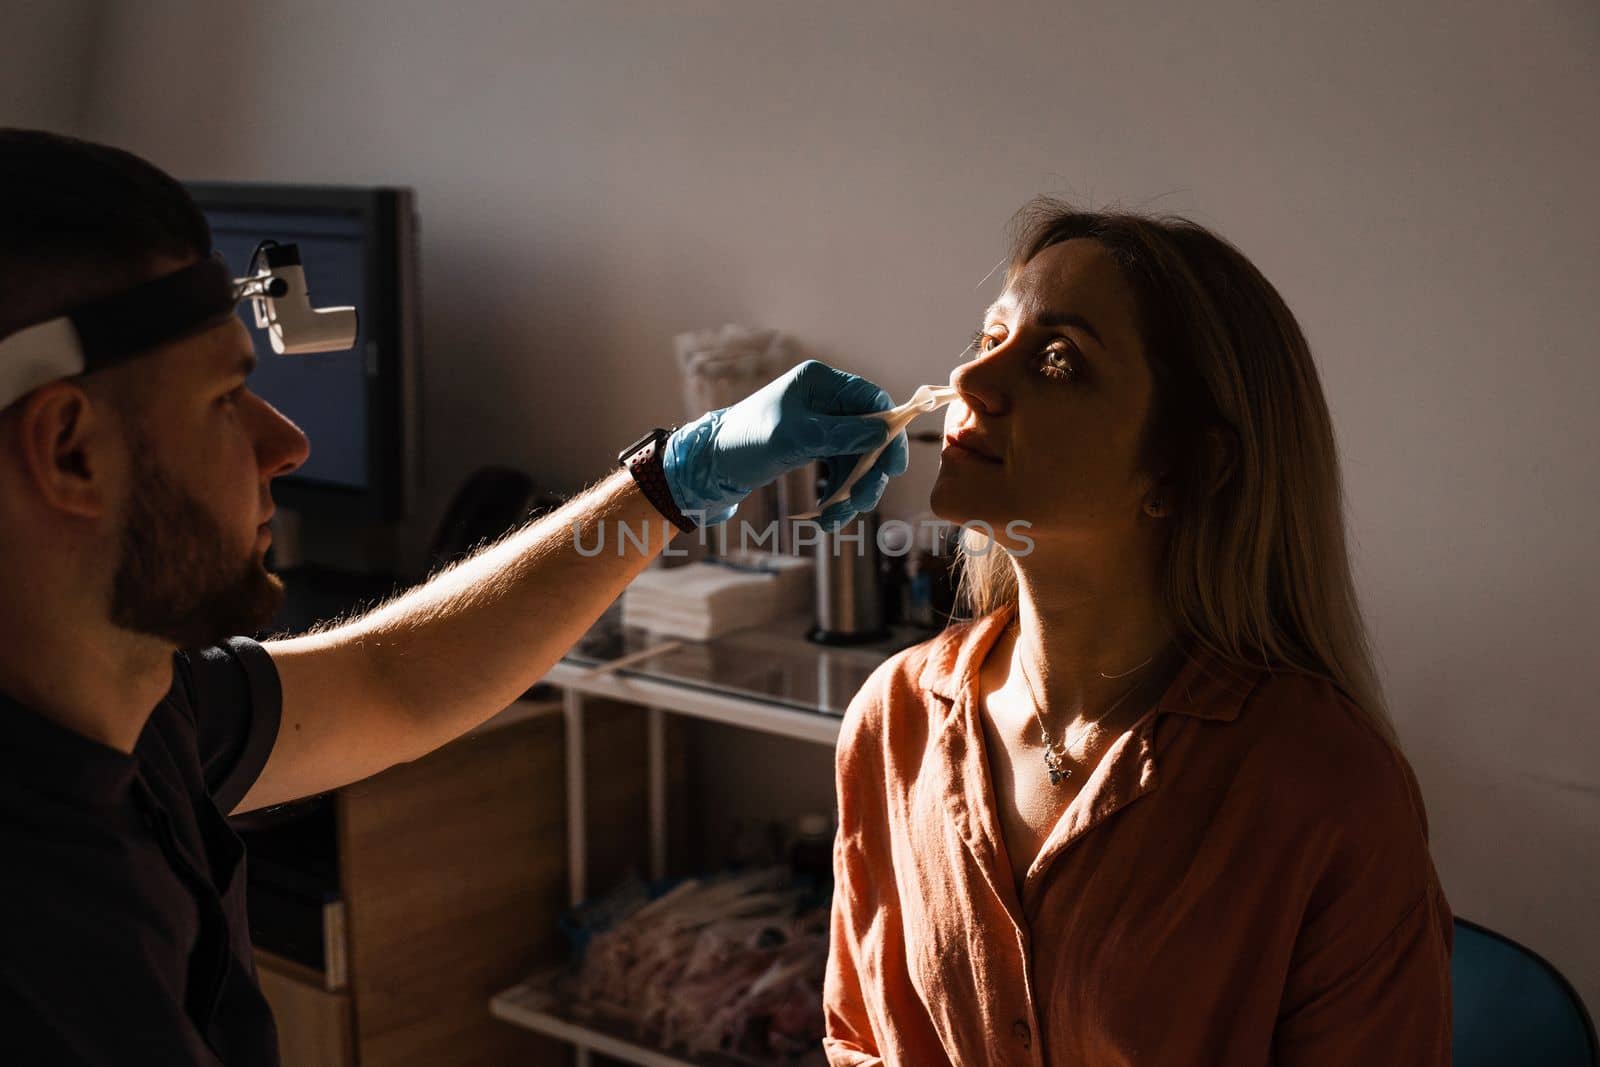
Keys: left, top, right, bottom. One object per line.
{"left": 791, "top": 383, "right": 959, "bottom": 521}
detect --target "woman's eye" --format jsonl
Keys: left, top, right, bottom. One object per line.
{"left": 967, "top": 330, "right": 998, "bottom": 358}
{"left": 1041, "top": 346, "right": 1078, "bottom": 381}
{"left": 963, "top": 330, "right": 1077, "bottom": 380}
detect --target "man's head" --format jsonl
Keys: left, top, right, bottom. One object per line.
{"left": 1, "top": 130, "right": 309, "bottom": 649}
{"left": 0, "top": 129, "right": 213, "bottom": 339}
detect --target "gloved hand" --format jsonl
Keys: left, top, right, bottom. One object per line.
{"left": 663, "top": 360, "right": 910, "bottom": 530}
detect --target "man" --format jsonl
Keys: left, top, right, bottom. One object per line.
{"left": 0, "top": 129, "right": 908, "bottom": 1064}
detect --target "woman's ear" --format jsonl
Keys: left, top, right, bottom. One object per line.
{"left": 1202, "top": 425, "right": 1239, "bottom": 497}
{"left": 1143, "top": 426, "right": 1236, "bottom": 516}
{"left": 14, "top": 382, "right": 118, "bottom": 521}
{"left": 1143, "top": 470, "right": 1173, "bottom": 517}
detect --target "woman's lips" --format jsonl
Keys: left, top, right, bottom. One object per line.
{"left": 942, "top": 433, "right": 1003, "bottom": 464}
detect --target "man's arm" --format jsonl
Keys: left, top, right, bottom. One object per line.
{"left": 232, "top": 360, "right": 911, "bottom": 814}
{"left": 234, "top": 469, "right": 674, "bottom": 812}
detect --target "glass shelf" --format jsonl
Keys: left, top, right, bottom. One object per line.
{"left": 557, "top": 604, "right": 936, "bottom": 719}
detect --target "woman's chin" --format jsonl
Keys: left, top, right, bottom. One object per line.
{"left": 929, "top": 475, "right": 1007, "bottom": 529}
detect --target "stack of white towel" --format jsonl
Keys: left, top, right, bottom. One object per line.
{"left": 621, "top": 551, "right": 814, "bottom": 640}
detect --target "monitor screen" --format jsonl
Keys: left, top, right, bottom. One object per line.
{"left": 208, "top": 208, "right": 370, "bottom": 491}
{"left": 187, "top": 183, "right": 418, "bottom": 524}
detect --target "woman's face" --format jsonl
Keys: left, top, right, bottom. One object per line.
{"left": 931, "top": 238, "right": 1161, "bottom": 548}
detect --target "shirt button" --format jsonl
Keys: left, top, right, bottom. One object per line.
{"left": 1012, "top": 1019, "right": 1032, "bottom": 1049}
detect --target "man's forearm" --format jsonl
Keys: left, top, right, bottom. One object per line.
{"left": 349, "top": 468, "right": 682, "bottom": 755}
{"left": 248, "top": 360, "right": 898, "bottom": 809}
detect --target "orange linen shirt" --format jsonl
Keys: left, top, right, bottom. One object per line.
{"left": 825, "top": 605, "right": 1452, "bottom": 1066}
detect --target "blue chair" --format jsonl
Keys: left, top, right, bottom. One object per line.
{"left": 1453, "top": 917, "right": 1597, "bottom": 1066}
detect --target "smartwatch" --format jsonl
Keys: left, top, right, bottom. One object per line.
{"left": 618, "top": 426, "right": 698, "bottom": 534}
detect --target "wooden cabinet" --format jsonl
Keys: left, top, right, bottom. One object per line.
{"left": 257, "top": 954, "right": 354, "bottom": 1067}
{"left": 256, "top": 702, "right": 571, "bottom": 1066}
{"left": 257, "top": 696, "right": 665, "bottom": 1066}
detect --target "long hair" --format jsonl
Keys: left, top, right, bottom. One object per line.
{"left": 954, "top": 198, "right": 1398, "bottom": 746}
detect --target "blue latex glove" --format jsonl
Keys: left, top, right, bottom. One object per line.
{"left": 663, "top": 360, "right": 911, "bottom": 530}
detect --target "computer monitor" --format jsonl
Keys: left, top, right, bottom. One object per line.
{"left": 186, "top": 182, "right": 421, "bottom": 523}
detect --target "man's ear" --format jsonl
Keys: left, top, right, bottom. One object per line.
{"left": 13, "top": 382, "right": 121, "bottom": 520}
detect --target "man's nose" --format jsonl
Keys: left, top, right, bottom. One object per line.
{"left": 252, "top": 396, "right": 311, "bottom": 479}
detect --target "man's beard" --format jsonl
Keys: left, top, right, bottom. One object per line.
{"left": 109, "top": 454, "right": 284, "bottom": 649}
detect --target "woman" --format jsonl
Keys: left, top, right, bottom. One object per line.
{"left": 824, "top": 201, "right": 1452, "bottom": 1065}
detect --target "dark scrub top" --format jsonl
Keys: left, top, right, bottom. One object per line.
{"left": 0, "top": 638, "right": 283, "bottom": 1065}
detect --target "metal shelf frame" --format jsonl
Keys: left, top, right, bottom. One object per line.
{"left": 492, "top": 970, "right": 732, "bottom": 1067}
{"left": 493, "top": 658, "right": 844, "bottom": 1066}
{"left": 545, "top": 659, "right": 840, "bottom": 908}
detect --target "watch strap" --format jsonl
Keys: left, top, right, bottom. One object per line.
{"left": 619, "top": 427, "right": 698, "bottom": 534}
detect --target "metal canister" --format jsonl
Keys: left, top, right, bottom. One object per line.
{"left": 810, "top": 510, "right": 887, "bottom": 644}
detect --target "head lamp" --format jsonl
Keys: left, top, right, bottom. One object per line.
{"left": 0, "top": 244, "right": 358, "bottom": 409}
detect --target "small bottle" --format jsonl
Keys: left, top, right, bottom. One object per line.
{"left": 906, "top": 551, "right": 936, "bottom": 629}
{"left": 789, "top": 813, "right": 834, "bottom": 899}
{"left": 929, "top": 528, "right": 962, "bottom": 623}
{"left": 877, "top": 519, "right": 913, "bottom": 626}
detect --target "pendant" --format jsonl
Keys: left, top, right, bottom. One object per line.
{"left": 1044, "top": 753, "right": 1070, "bottom": 786}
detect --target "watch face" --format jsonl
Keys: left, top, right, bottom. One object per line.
{"left": 619, "top": 428, "right": 666, "bottom": 464}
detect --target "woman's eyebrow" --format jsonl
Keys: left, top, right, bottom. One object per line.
{"left": 1035, "top": 310, "right": 1106, "bottom": 349}
{"left": 984, "top": 303, "right": 1107, "bottom": 351}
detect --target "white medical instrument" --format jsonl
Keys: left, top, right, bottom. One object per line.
{"left": 242, "top": 241, "right": 359, "bottom": 356}
{"left": 791, "top": 383, "right": 958, "bottom": 521}
{"left": 0, "top": 241, "right": 358, "bottom": 411}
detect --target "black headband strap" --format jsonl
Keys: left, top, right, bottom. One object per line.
{"left": 67, "top": 256, "right": 238, "bottom": 371}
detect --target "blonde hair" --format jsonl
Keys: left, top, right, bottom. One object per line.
{"left": 954, "top": 198, "right": 1398, "bottom": 747}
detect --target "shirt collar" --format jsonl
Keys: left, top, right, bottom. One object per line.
{"left": 0, "top": 686, "right": 141, "bottom": 809}
{"left": 916, "top": 602, "right": 1264, "bottom": 723}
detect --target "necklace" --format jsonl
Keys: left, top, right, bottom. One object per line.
{"left": 1012, "top": 634, "right": 1162, "bottom": 786}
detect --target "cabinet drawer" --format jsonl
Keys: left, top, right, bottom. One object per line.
{"left": 257, "top": 954, "right": 354, "bottom": 1067}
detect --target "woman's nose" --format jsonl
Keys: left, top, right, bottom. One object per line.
{"left": 951, "top": 348, "right": 1007, "bottom": 417}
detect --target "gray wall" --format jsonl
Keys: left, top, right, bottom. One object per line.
{"left": 0, "top": 1, "right": 100, "bottom": 131}
{"left": 9, "top": 0, "right": 1598, "bottom": 1009}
